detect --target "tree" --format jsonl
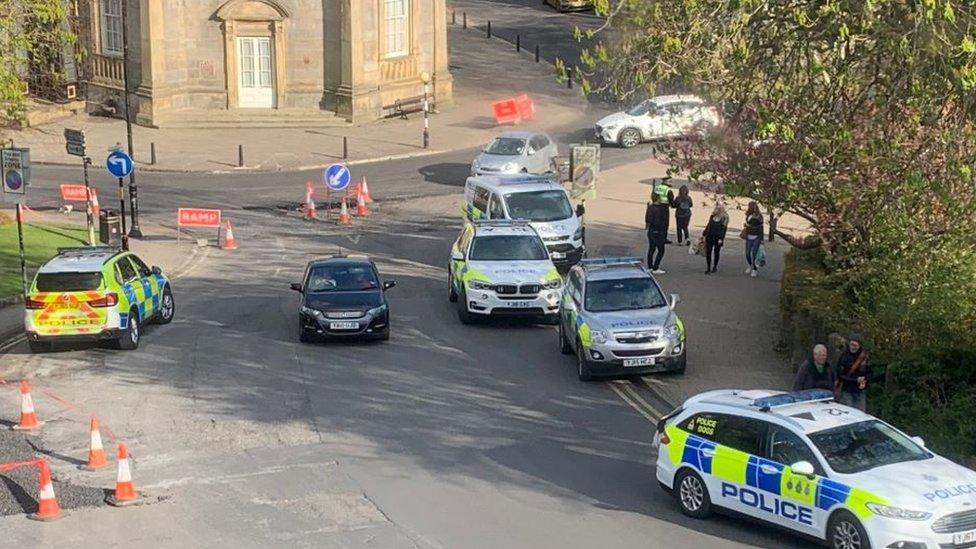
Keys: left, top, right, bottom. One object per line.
{"left": 578, "top": 0, "right": 976, "bottom": 356}
{"left": 0, "top": 0, "right": 76, "bottom": 126}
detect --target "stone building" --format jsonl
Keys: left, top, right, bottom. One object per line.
{"left": 81, "top": 0, "right": 452, "bottom": 126}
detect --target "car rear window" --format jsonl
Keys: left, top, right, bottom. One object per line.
{"left": 35, "top": 272, "right": 103, "bottom": 292}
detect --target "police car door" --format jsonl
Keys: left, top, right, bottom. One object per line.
{"left": 760, "top": 424, "right": 826, "bottom": 537}
{"left": 561, "top": 269, "right": 582, "bottom": 350}
{"left": 128, "top": 255, "right": 158, "bottom": 318}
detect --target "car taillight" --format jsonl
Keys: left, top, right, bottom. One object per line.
{"left": 89, "top": 293, "right": 119, "bottom": 307}
{"left": 659, "top": 432, "right": 671, "bottom": 446}
{"left": 25, "top": 298, "right": 46, "bottom": 310}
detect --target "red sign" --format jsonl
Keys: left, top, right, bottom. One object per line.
{"left": 492, "top": 98, "right": 520, "bottom": 125}
{"left": 60, "top": 184, "right": 96, "bottom": 202}
{"left": 515, "top": 94, "right": 535, "bottom": 121}
{"left": 178, "top": 208, "right": 222, "bottom": 228}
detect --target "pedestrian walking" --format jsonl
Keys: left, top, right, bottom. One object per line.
{"left": 644, "top": 178, "right": 674, "bottom": 274}
{"left": 792, "top": 344, "right": 836, "bottom": 392}
{"left": 742, "top": 201, "right": 764, "bottom": 278}
{"left": 674, "top": 185, "right": 693, "bottom": 245}
{"left": 702, "top": 203, "right": 728, "bottom": 274}
{"left": 835, "top": 334, "right": 870, "bottom": 411}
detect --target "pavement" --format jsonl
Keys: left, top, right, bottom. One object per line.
{"left": 6, "top": 24, "right": 591, "bottom": 173}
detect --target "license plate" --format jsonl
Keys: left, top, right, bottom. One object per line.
{"left": 623, "top": 357, "right": 656, "bottom": 367}
{"left": 329, "top": 321, "right": 359, "bottom": 330}
{"left": 551, "top": 252, "right": 567, "bottom": 260}
{"left": 509, "top": 301, "right": 532, "bottom": 308}
{"left": 955, "top": 530, "right": 976, "bottom": 545}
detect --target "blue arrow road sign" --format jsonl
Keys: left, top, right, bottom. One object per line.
{"left": 323, "top": 163, "right": 351, "bottom": 192}
{"left": 106, "top": 150, "right": 134, "bottom": 178}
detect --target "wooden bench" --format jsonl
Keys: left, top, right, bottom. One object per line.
{"left": 383, "top": 95, "right": 429, "bottom": 119}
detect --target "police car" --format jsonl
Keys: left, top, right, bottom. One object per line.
{"left": 558, "top": 257, "right": 685, "bottom": 381}
{"left": 448, "top": 220, "right": 562, "bottom": 324}
{"left": 656, "top": 389, "right": 976, "bottom": 549}
{"left": 25, "top": 246, "right": 174, "bottom": 352}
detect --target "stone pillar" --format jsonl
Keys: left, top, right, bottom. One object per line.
{"left": 323, "top": 0, "right": 380, "bottom": 121}
{"left": 431, "top": 0, "right": 453, "bottom": 105}
{"left": 134, "top": 0, "right": 165, "bottom": 126}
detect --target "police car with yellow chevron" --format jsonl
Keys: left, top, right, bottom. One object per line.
{"left": 558, "top": 257, "right": 685, "bottom": 381}
{"left": 448, "top": 220, "right": 562, "bottom": 324}
{"left": 655, "top": 388, "right": 976, "bottom": 549}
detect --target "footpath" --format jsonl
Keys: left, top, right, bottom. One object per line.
{"left": 5, "top": 25, "right": 592, "bottom": 173}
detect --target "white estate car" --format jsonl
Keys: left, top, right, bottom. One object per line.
{"left": 656, "top": 389, "right": 976, "bottom": 549}
{"left": 594, "top": 94, "right": 722, "bottom": 148}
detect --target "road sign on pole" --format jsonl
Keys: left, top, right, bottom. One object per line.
{"left": 1, "top": 148, "right": 30, "bottom": 204}
{"left": 323, "top": 163, "right": 351, "bottom": 192}
{"left": 106, "top": 150, "right": 134, "bottom": 178}
{"left": 64, "top": 129, "right": 86, "bottom": 157}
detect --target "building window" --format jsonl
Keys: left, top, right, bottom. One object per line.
{"left": 383, "top": 0, "right": 409, "bottom": 58}
{"left": 101, "top": 0, "right": 123, "bottom": 55}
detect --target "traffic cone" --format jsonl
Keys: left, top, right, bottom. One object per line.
{"left": 360, "top": 177, "right": 373, "bottom": 203}
{"left": 80, "top": 416, "right": 109, "bottom": 471}
{"left": 338, "top": 198, "right": 351, "bottom": 225}
{"left": 28, "top": 460, "right": 63, "bottom": 521}
{"left": 13, "top": 380, "right": 43, "bottom": 430}
{"left": 355, "top": 186, "right": 369, "bottom": 217}
{"left": 106, "top": 443, "right": 141, "bottom": 507}
{"left": 89, "top": 189, "right": 101, "bottom": 217}
{"left": 305, "top": 196, "right": 318, "bottom": 220}
{"left": 222, "top": 220, "right": 238, "bottom": 250}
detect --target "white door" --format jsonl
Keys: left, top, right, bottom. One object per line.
{"left": 237, "top": 37, "right": 273, "bottom": 108}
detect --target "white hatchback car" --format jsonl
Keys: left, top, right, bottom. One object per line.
{"left": 594, "top": 94, "right": 722, "bottom": 148}
{"left": 470, "top": 131, "right": 558, "bottom": 176}
{"left": 656, "top": 389, "right": 976, "bottom": 549}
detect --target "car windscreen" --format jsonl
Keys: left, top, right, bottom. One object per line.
{"left": 626, "top": 101, "right": 657, "bottom": 116}
{"left": 35, "top": 272, "right": 103, "bottom": 292}
{"left": 484, "top": 137, "right": 526, "bottom": 156}
{"left": 306, "top": 264, "right": 379, "bottom": 292}
{"left": 584, "top": 277, "right": 667, "bottom": 312}
{"left": 503, "top": 190, "right": 573, "bottom": 222}
{"left": 808, "top": 420, "right": 932, "bottom": 474}
{"left": 469, "top": 235, "right": 548, "bottom": 261}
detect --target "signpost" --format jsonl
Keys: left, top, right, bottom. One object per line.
{"left": 569, "top": 143, "right": 600, "bottom": 202}
{"left": 1, "top": 147, "right": 31, "bottom": 299}
{"left": 64, "top": 129, "right": 96, "bottom": 245}
{"left": 107, "top": 148, "right": 134, "bottom": 250}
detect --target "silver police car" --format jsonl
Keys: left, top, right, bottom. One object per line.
{"left": 558, "top": 257, "right": 686, "bottom": 380}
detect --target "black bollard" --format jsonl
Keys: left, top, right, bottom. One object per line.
{"left": 238, "top": 144, "right": 244, "bottom": 167}
{"left": 487, "top": 21, "right": 492, "bottom": 39}
{"left": 535, "top": 44, "right": 540, "bottom": 63}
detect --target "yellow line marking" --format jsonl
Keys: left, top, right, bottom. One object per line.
{"left": 608, "top": 381, "right": 657, "bottom": 423}
{"left": 618, "top": 381, "right": 667, "bottom": 418}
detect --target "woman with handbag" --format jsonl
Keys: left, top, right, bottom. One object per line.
{"left": 742, "top": 201, "right": 764, "bottom": 278}
{"left": 702, "top": 203, "right": 728, "bottom": 274}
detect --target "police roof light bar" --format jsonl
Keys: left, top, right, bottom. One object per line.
{"left": 496, "top": 174, "right": 557, "bottom": 186}
{"left": 580, "top": 257, "right": 644, "bottom": 269}
{"left": 751, "top": 389, "right": 835, "bottom": 411}
{"left": 471, "top": 219, "right": 531, "bottom": 227}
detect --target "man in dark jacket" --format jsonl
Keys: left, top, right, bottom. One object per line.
{"left": 792, "top": 344, "right": 836, "bottom": 392}
{"left": 836, "top": 334, "right": 870, "bottom": 411}
{"left": 645, "top": 178, "right": 674, "bottom": 274}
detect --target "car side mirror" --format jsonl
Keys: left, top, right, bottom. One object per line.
{"left": 669, "top": 293, "right": 680, "bottom": 309}
{"left": 290, "top": 282, "right": 303, "bottom": 293}
{"left": 450, "top": 250, "right": 464, "bottom": 261}
{"left": 912, "top": 436, "right": 926, "bottom": 448}
{"left": 575, "top": 204, "right": 585, "bottom": 217}
{"left": 383, "top": 280, "right": 397, "bottom": 291}
{"left": 151, "top": 266, "right": 162, "bottom": 275}
{"left": 791, "top": 461, "right": 816, "bottom": 478}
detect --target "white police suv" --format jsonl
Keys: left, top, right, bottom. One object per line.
{"left": 448, "top": 220, "right": 562, "bottom": 324}
{"left": 656, "top": 389, "right": 976, "bottom": 549}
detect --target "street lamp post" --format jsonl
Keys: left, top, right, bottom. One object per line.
{"left": 421, "top": 71, "right": 431, "bottom": 149}
{"left": 120, "top": 0, "right": 142, "bottom": 238}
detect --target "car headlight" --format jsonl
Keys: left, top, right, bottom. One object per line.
{"left": 865, "top": 502, "right": 932, "bottom": 521}
{"left": 300, "top": 306, "right": 323, "bottom": 318}
{"left": 468, "top": 280, "right": 492, "bottom": 291}
{"left": 591, "top": 330, "right": 608, "bottom": 344}
{"left": 663, "top": 322, "right": 679, "bottom": 339}
{"left": 603, "top": 124, "right": 618, "bottom": 131}
{"left": 542, "top": 278, "right": 562, "bottom": 290}
{"left": 573, "top": 226, "right": 583, "bottom": 240}
{"left": 367, "top": 304, "right": 388, "bottom": 316}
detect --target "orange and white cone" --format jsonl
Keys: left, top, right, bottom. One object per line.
{"left": 355, "top": 187, "right": 368, "bottom": 217}
{"left": 338, "top": 198, "right": 351, "bottom": 225}
{"left": 222, "top": 220, "right": 238, "bottom": 250}
{"left": 306, "top": 196, "right": 318, "bottom": 220}
{"left": 28, "top": 460, "right": 63, "bottom": 521}
{"left": 80, "top": 416, "right": 109, "bottom": 471}
{"left": 106, "top": 443, "right": 141, "bottom": 506}
{"left": 89, "top": 189, "right": 101, "bottom": 217}
{"left": 360, "top": 177, "right": 373, "bottom": 203}
{"left": 13, "top": 380, "right": 43, "bottom": 430}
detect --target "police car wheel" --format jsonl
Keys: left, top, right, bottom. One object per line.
{"left": 675, "top": 469, "right": 712, "bottom": 518}
{"left": 577, "top": 343, "right": 594, "bottom": 381}
{"left": 157, "top": 286, "right": 175, "bottom": 325}
{"left": 828, "top": 511, "right": 870, "bottom": 549}
{"left": 559, "top": 322, "right": 573, "bottom": 354}
{"left": 28, "top": 340, "right": 51, "bottom": 353}
{"left": 448, "top": 269, "right": 458, "bottom": 303}
{"left": 619, "top": 128, "right": 641, "bottom": 148}
{"left": 117, "top": 310, "right": 140, "bottom": 350}
{"left": 456, "top": 290, "right": 474, "bottom": 324}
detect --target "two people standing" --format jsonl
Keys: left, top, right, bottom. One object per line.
{"left": 792, "top": 335, "right": 870, "bottom": 411}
